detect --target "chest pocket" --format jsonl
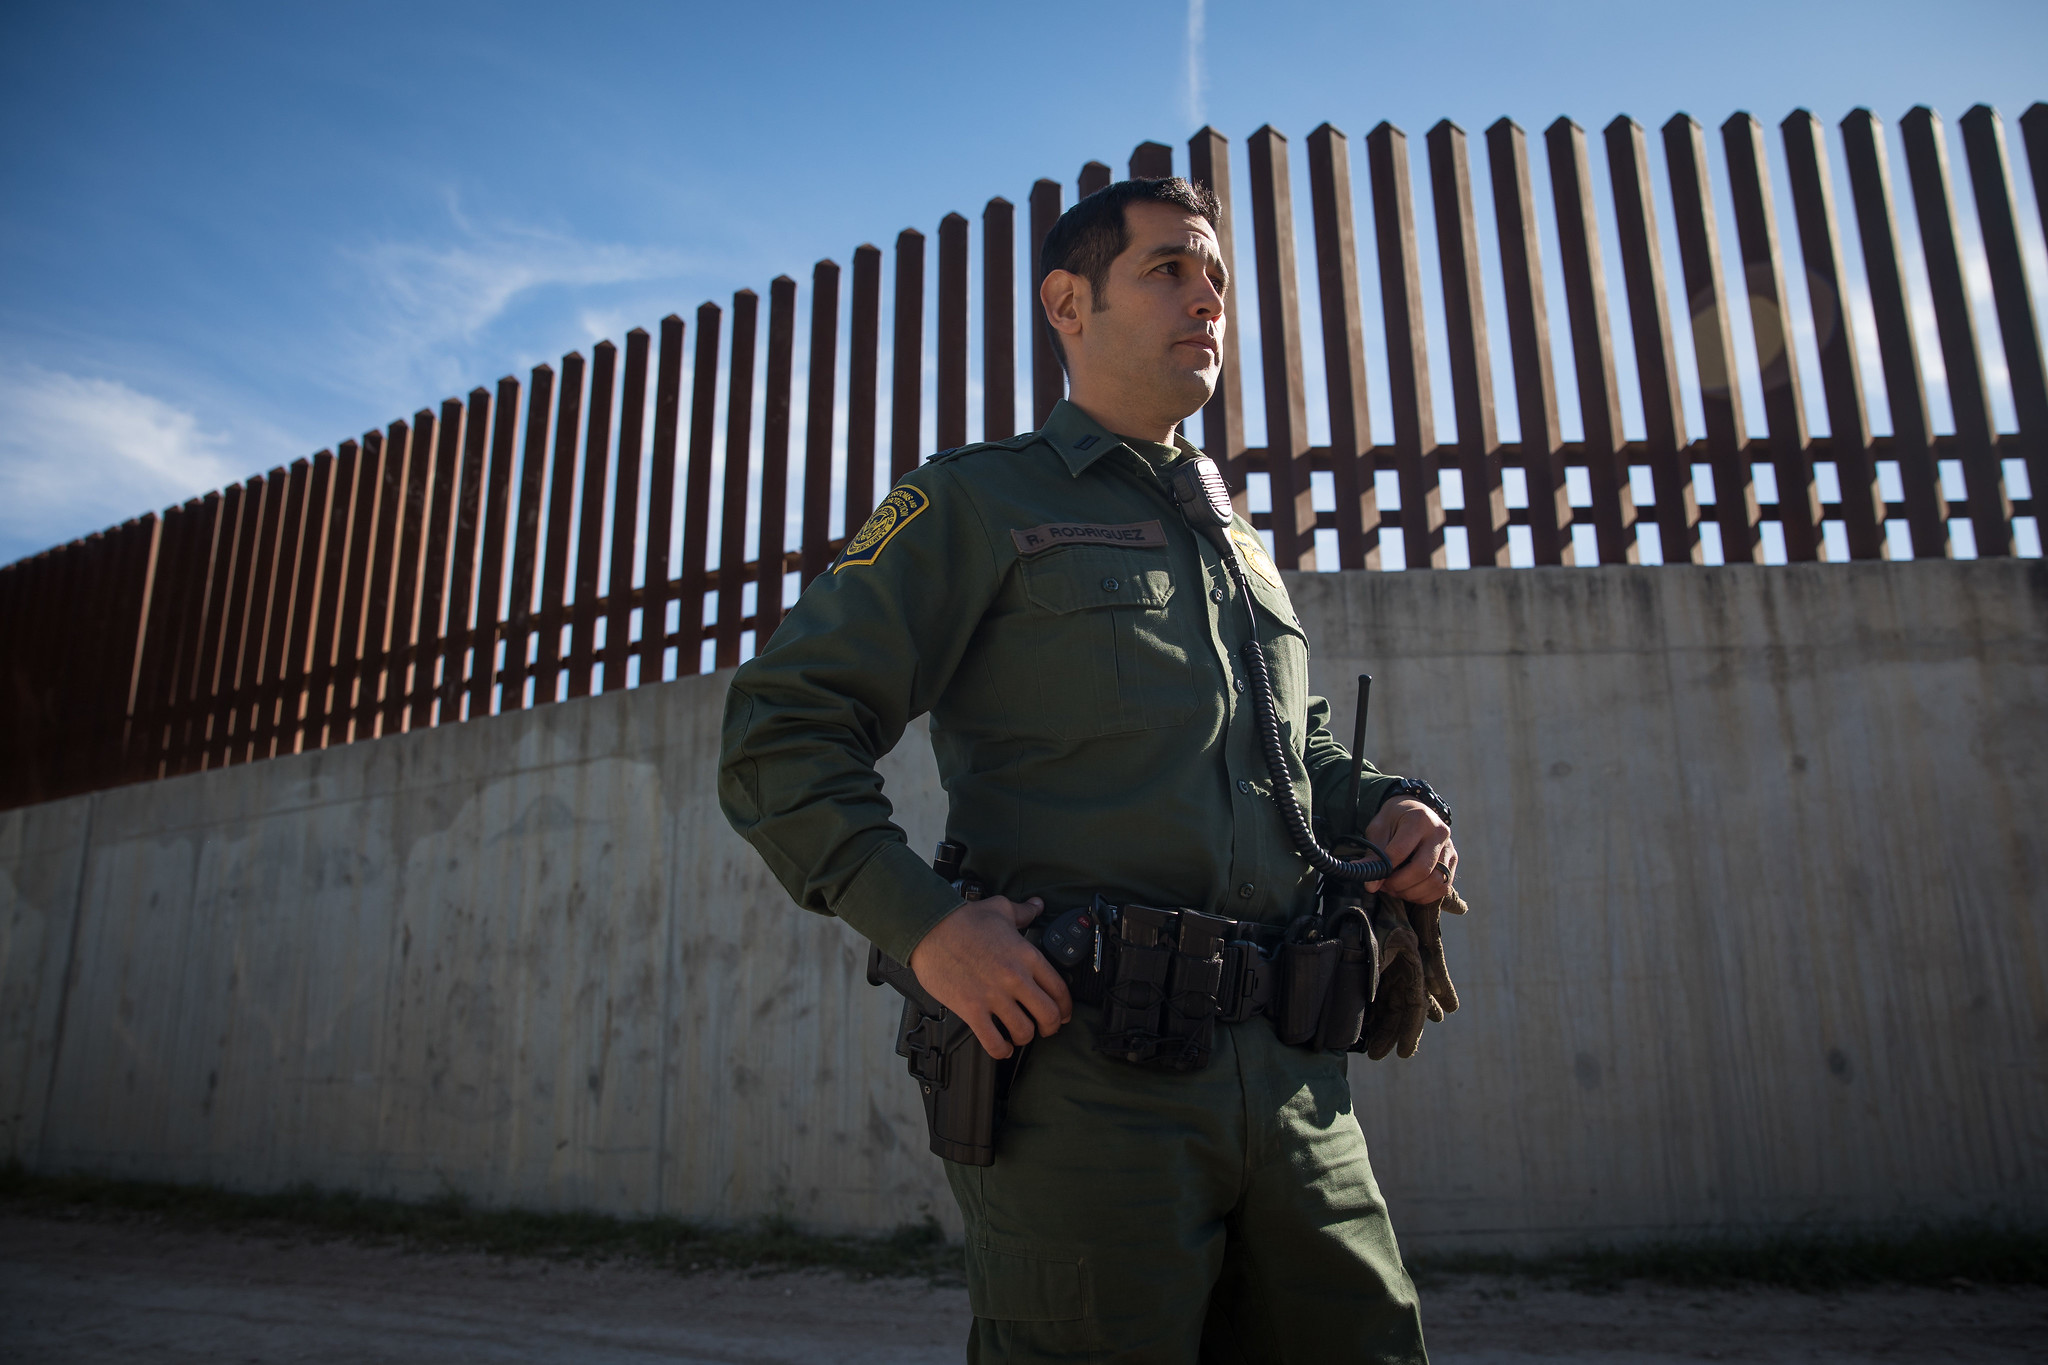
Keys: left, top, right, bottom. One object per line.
{"left": 1019, "top": 545, "right": 1197, "bottom": 739}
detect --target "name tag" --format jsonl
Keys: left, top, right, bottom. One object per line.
{"left": 1009, "top": 520, "right": 1168, "bottom": 555}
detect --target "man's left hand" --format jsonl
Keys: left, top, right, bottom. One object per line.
{"left": 1361, "top": 797, "right": 1455, "bottom": 903}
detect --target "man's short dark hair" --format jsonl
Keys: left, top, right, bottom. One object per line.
{"left": 1039, "top": 177, "right": 1221, "bottom": 370}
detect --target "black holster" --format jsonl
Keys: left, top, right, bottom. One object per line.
{"left": 865, "top": 945, "right": 1023, "bottom": 1167}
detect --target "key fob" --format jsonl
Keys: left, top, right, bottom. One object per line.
{"left": 1037, "top": 905, "right": 1099, "bottom": 972}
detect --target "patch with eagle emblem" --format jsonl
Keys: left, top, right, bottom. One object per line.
{"left": 835, "top": 484, "right": 930, "bottom": 571}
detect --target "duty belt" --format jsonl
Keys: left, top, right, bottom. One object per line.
{"left": 1039, "top": 894, "right": 1380, "bottom": 1072}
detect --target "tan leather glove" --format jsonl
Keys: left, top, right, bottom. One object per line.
{"left": 1361, "top": 893, "right": 1426, "bottom": 1060}
{"left": 1410, "top": 887, "right": 1469, "bottom": 1023}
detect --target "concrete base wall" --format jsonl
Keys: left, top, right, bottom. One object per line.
{"left": 3, "top": 562, "right": 2043, "bottom": 1250}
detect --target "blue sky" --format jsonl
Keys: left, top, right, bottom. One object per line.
{"left": 3, "top": 0, "right": 2045, "bottom": 568}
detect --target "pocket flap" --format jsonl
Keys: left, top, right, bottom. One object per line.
{"left": 966, "top": 1242, "right": 1089, "bottom": 1322}
{"left": 1021, "top": 546, "right": 1175, "bottom": 613}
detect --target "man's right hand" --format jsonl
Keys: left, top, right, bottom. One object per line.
{"left": 907, "top": 896, "right": 1073, "bottom": 1059}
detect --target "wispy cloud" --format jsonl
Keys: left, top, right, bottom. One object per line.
{"left": 1185, "top": 0, "right": 1206, "bottom": 130}
{"left": 0, "top": 367, "right": 258, "bottom": 562}
{"left": 335, "top": 204, "right": 692, "bottom": 402}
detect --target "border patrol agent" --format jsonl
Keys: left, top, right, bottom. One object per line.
{"left": 721, "top": 177, "right": 1460, "bottom": 1363}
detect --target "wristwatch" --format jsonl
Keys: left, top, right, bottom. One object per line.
{"left": 1387, "top": 777, "right": 1453, "bottom": 826}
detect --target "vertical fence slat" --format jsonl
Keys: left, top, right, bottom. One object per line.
{"left": 1248, "top": 126, "right": 1317, "bottom": 570}
{"left": 0, "top": 564, "right": 23, "bottom": 802}
{"left": 255, "top": 461, "right": 311, "bottom": 759}
{"left": 410, "top": 401, "right": 462, "bottom": 730}
{"left": 48, "top": 541, "right": 96, "bottom": 792}
{"left": 67, "top": 524, "right": 126, "bottom": 789}
{"left": 1368, "top": 121, "right": 1446, "bottom": 570}
{"left": 1427, "top": 119, "right": 1508, "bottom": 568}
{"left": 1130, "top": 141, "right": 1173, "bottom": 179}
{"left": 12, "top": 554, "right": 49, "bottom": 796}
{"left": 1606, "top": 115, "right": 1701, "bottom": 564}
{"left": 1486, "top": 119, "right": 1569, "bottom": 565}
{"left": 444, "top": 386, "right": 492, "bottom": 721}
{"left": 20, "top": 550, "right": 64, "bottom": 794}
{"left": 102, "top": 518, "right": 157, "bottom": 786}
{"left": 356, "top": 422, "right": 408, "bottom": 737}
{"left": 604, "top": 329, "right": 649, "bottom": 694}
{"left": 1079, "top": 161, "right": 1111, "bottom": 198}
{"left": 2023, "top": 104, "right": 2048, "bottom": 242}
{"left": 534, "top": 352, "right": 585, "bottom": 705}
{"left": 1961, "top": 104, "right": 2048, "bottom": 507}
{"left": 938, "top": 213, "right": 969, "bottom": 451}
{"left": 569, "top": 341, "right": 618, "bottom": 698}
{"left": 717, "top": 291, "right": 759, "bottom": 668}
{"left": 1664, "top": 114, "right": 1762, "bottom": 564}
{"left": 1029, "top": 181, "right": 1064, "bottom": 429}
{"left": 233, "top": 470, "right": 289, "bottom": 759}
{"left": 203, "top": 480, "right": 263, "bottom": 769}
{"left": 644, "top": 315, "right": 686, "bottom": 676}
{"left": 1841, "top": 110, "right": 1948, "bottom": 555}
{"left": 801, "top": 266, "right": 840, "bottom": 585}
{"left": 473, "top": 376, "right": 524, "bottom": 719}
{"left": 503, "top": 364, "right": 555, "bottom": 708}
{"left": 1187, "top": 129, "right": 1247, "bottom": 495}
{"left": 1724, "top": 114, "right": 1821, "bottom": 561}
{"left": 891, "top": 230, "right": 925, "bottom": 481}
{"left": 278, "top": 451, "right": 333, "bottom": 755}
{"left": 32, "top": 547, "right": 75, "bottom": 793}
{"left": 1309, "top": 123, "right": 1382, "bottom": 570}
{"left": 680, "top": 303, "right": 722, "bottom": 675}
{"left": 75, "top": 533, "right": 136, "bottom": 790}
{"left": 0, "top": 563, "right": 28, "bottom": 802}
{"left": 1782, "top": 110, "right": 1886, "bottom": 559}
{"left": 982, "top": 200, "right": 1016, "bottom": 442}
{"left": 332, "top": 433, "right": 385, "bottom": 745}
{"left": 189, "top": 483, "right": 245, "bottom": 767}
{"left": 848, "top": 247, "right": 883, "bottom": 527}
{"left": 1546, "top": 118, "right": 1636, "bottom": 565}
{"left": 165, "top": 494, "right": 224, "bottom": 773}
{"left": 133, "top": 505, "right": 191, "bottom": 777}
{"left": 1901, "top": 105, "right": 2011, "bottom": 555}
{"left": 381, "top": 412, "right": 436, "bottom": 733}
{"left": 758, "top": 278, "right": 797, "bottom": 645}
{"left": 307, "top": 441, "right": 359, "bottom": 748}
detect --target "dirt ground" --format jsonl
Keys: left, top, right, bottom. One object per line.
{"left": 3, "top": 1213, "right": 2043, "bottom": 1364}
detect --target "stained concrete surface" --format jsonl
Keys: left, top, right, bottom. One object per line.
{"left": 4, "top": 560, "right": 2044, "bottom": 1252}
{"left": 3, "top": 1215, "right": 2044, "bottom": 1364}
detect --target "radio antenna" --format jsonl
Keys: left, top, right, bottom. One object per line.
{"left": 1349, "top": 674, "right": 1372, "bottom": 821}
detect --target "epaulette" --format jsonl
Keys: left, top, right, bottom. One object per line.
{"left": 925, "top": 431, "right": 1044, "bottom": 465}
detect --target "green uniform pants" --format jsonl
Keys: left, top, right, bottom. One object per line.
{"left": 944, "top": 1013, "right": 1428, "bottom": 1364}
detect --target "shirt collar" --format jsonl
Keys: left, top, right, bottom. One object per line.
{"left": 1040, "top": 399, "right": 1205, "bottom": 478}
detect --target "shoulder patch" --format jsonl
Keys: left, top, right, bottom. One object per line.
{"left": 1010, "top": 520, "right": 1167, "bottom": 555}
{"left": 836, "top": 485, "right": 929, "bottom": 571}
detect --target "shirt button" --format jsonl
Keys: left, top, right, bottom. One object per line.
{"left": 1236, "top": 779, "right": 1252, "bottom": 794}
{"left": 1102, "top": 577, "right": 1120, "bottom": 592}
{"left": 1237, "top": 883, "right": 1255, "bottom": 899}
{"left": 1211, "top": 587, "right": 1226, "bottom": 603}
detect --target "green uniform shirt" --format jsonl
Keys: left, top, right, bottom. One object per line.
{"left": 719, "top": 399, "right": 1404, "bottom": 966}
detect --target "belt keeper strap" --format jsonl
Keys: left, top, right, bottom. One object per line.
{"left": 1216, "top": 941, "right": 1278, "bottom": 1024}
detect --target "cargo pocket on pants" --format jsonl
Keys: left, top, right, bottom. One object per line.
{"left": 965, "top": 1240, "right": 1090, "bottom": 1322}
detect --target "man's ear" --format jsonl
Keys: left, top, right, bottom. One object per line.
{"left": 1040, "top": 269, "right": 1086, "bottom": 344}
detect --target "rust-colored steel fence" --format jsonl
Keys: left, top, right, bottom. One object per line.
{"left": 4, "top": 103, "right": 2044, "bottom": 811}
